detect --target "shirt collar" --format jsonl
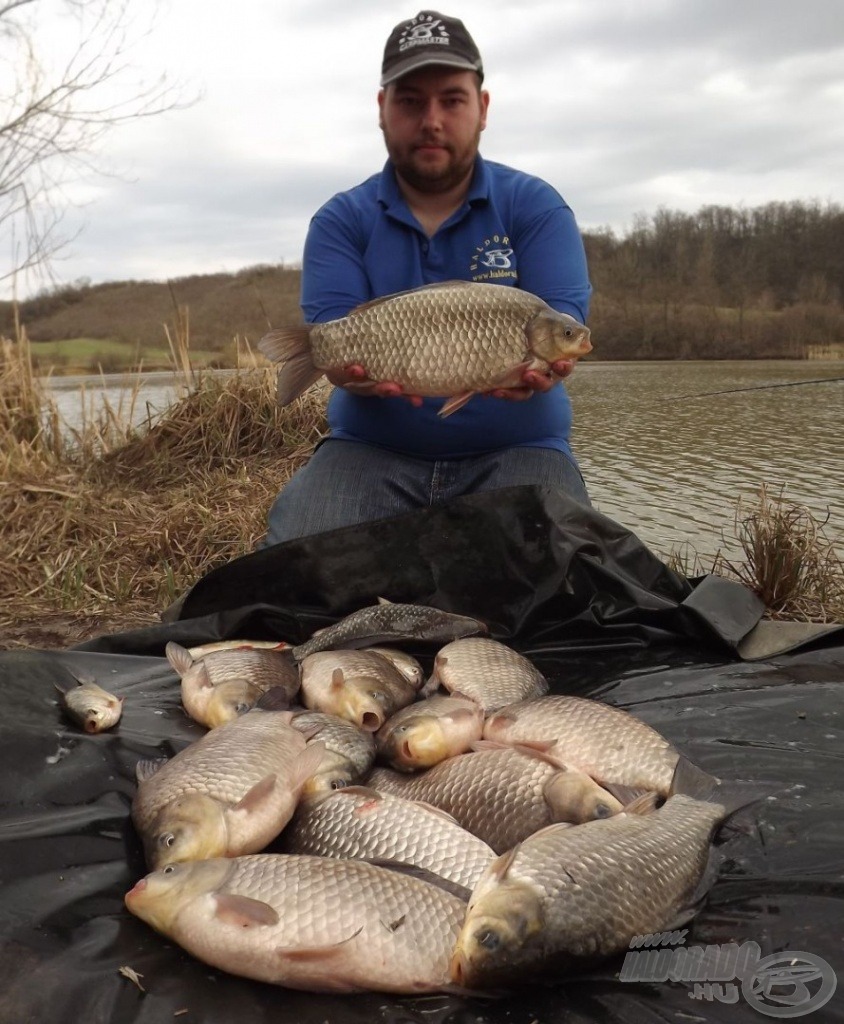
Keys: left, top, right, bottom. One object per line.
{"left": 377, "top": 154, "right": 491, "bottom": 216}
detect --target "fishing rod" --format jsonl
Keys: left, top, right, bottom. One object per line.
{"left": 671, "top": 375, "right": 844, "bottom": 400}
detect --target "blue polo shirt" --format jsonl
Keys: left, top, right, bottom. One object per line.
{"left": 300, "top": 156, "right": 591, "bottom": 460}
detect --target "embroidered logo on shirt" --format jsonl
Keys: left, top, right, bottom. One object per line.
{"left": 399, "top": 14, "right": 450, "bottom": 51}
{"left": 470, "top": 235, "right": 518, "bottom": 282}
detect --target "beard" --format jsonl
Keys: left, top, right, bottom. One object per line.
{"left": 383, "top": 126, "right": 482, "bottom": 194}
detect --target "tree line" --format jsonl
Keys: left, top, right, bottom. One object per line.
{"left": 582, "top": 199, "right": 844, "bottom": 359}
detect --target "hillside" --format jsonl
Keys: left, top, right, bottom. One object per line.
{"left": 1, "top": 265, "right": 303, "bottom": 372}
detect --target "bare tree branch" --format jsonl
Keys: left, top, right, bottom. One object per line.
{"left": 1, "top": 0, "right": 192, "bottom": 288}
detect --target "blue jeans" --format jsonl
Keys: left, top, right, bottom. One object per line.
{"left": 261, "top": 439, "right": 590, "bottom": 548}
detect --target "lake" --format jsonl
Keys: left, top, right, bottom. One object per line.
{"left": 44, "top": 361, "right": 844, "bottom": 564}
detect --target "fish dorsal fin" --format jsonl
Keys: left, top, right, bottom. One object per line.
{"left": 349, "top": 281, "right": 475, "bottom": 316}
{"left": 214, "top": 893, "right": 280, "bottom": 928}
{"left": 376, "top": 596, "right": 393, "bottom": 605}
{"left": 165, "top": 641, "right": 194, "bottom": 676}
{"left": 135, "top": 757, "right": 168, "bottom": 783}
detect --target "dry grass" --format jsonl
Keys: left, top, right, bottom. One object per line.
{"left": 1, "top": 330, "right": 328, "bottom": 647}
{"left": 714, "top": 485, "right": 844, "bottom": 623}
{"left": 1, "top": 328, "right": 842, "bottom": 650}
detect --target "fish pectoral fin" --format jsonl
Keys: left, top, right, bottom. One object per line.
{"left": 620, "top": 791, "right": 661, "bottom": 815}
{"left": 165, "top": 641, "right": 194, "bottom": 675}
{"left": 214, "top": 893, "right": 279, "bottom": 928}
{"left": 135, "top": 757, "right": 169, "bottom": 783}
{"left": 294, "top": 741, "right": 329, "bottom": 791}
{"left": 364, "top": 859, "right": 471, "bottom": 903}
{"left": 254, "top": 686, "right": 292, "bottom": 712}
{"left": 278, "top": 926, "right": 364, "bottom": 960}
{"left": 232, "top": 774, "right": 278, "bottom": 813}
{"left": 330, "top": 668, "right": 346, "bottom": 691}
{"left": 438, "top": 391, "right": 475, "bottom": 417}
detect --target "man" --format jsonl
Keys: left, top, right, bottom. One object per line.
{"left": 262, "top": 10, "right": 592, "bottom": 548}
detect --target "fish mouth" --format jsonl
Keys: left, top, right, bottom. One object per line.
{"left": 360, "top": 711, "right": 384, "bottom": 732}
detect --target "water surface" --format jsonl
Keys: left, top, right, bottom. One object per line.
{"left": 45, "top": 361, "right": 843, "bottom": 563}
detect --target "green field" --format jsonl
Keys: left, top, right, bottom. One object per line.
{"left": 28, "top": 337, "right": 226, "bottom": 374}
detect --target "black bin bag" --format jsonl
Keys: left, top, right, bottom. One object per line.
{"left": 1, "top": 487, "right": 842, "bottom": 1023}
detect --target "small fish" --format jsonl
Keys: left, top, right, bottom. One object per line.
{"left": 56, "top": 677, "right": 123, "bottom": 733}
{"left": 291, "top": 598, "right": 487, "bottom": 661}
{"left": 483, "top": 694, "right": 681, "bottom": 797}
{"left": 166, "top": 641, "right": 300, "bottom": 729}
{"left": 125, "top": 853, "right": 466, "bottom": 994}
{"left": 423, "top": 637, "right": 549, "bottom": 712}
{"left": 131, "top": 704, "right": 325, "bottom": 869}
{"left": 299, "top": 650, "right": 417, "bottom": 732}
{"left": 258, "top": 280, "right": 592, "bottom": 416}
{"left": 450, "top": 759, "right": 769, "bottom": 988}
{"left": 376, "top": 694, "right": 485, "bottom": 771}
{"left": 367, "top": 743, "right": 622, "bottom": 854}
{"left": 288, "top": 710, "right": 376, "bottom": 794}
{"left": 277, "top": 786, "right": 497, "bottom": 892}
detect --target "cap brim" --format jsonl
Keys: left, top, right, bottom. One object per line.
{"left": 381, "top": 53, "right": 483, "bottom": 87}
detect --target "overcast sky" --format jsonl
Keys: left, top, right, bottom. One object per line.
{"left": 5, "top": 0, "right": 844, "bottom": 298}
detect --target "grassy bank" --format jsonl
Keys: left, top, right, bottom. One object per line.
{"left": 1, "top": 334, "right": 842, "bottom": 649}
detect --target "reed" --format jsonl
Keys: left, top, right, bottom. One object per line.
{"left": 1, "top": 329, "right": 841, "bottom": 648}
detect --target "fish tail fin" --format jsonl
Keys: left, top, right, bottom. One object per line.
{"left": 670, "top": 755, "right": 778, "bottom": 823}
{"left": 258, "top": 327, "right": 322, "bottom": 405}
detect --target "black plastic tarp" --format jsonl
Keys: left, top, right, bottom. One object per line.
{"left": 1, "top": 487, "right": 842, "bottom": 1023}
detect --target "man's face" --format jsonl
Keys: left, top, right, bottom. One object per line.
{"left": 378, "top": 67, "right": 489, "bottom": 194}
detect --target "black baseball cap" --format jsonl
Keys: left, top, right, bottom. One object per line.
{"left": 381, "top": 11, "right": 484, "bottom": 87}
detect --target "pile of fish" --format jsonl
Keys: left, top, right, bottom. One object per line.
{"left": 60, "top": 600, "right": 766, "bottom": 996}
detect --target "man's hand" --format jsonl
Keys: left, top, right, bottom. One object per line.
{"left": 325, "top": 364, "right": 424, "bottom": 406}
{"left": 485, "top": 359, "right": 575, "bottom": 401}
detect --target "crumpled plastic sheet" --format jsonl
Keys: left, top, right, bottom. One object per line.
{"left": 1, "top": 487, "right": 841, "bottom": 1022}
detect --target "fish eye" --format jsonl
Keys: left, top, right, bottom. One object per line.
{"left": 162, "top": 865, "right": 176, "bottom": 874}
{"left": 394, "top": 724, "right": 409, "bottom": 734}
{"left": 476, "top": 929, "right": 501, "bottom": 951}
{"left": 159, "top": 832, "right": 177, "bottom": 848}
{"left": 594, "top": 803, "right": 613, "bottom": 819}
{"left": 369, "top": 690, "right": 388, "bottom": 703}
{"left": 233, "top": 702, "right": 251, "bottom": 714}
{"left": 564, "top": 327, "right": 573, "bottom": 337}
{"left": 330, "top": 778, "right": 349, "bottom": 790}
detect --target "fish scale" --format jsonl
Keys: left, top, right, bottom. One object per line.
{"left": 367, "top": 747, "right": 569, "bottom": 854}
{"left": 277, "top": 787, "right": 496, "bottom": 890}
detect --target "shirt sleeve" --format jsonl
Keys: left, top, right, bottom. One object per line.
{"left": 301, "top": 197, "right": 372, "bottom": 325}
{"left": 510, "top": 178, "right": 592, "bottom": 324}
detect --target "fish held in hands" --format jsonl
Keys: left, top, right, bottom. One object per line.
{"left": 258, "top": 280, "right": 592, "bottom": 416}
{"left": 291, "top": 598, "right": 487, "bottom": 661}
{"left": 451, "top": 758, "right": 771, "bottom": 989}
{"left": 125, "top": 853, "right": 466, "bottom": 994}
{"left": 299, "top": 650, "right": 417, "bottom": 732}
{"left": 423, "top": 637, "right": 549, "bottom": 711}
{"left": 376, "top": 694, "right": 485, "bottom": 771}
{"left": 131, "top": 706, "right": 325, "bottom": 868}
{"left": 56, "top": 677, "right": 124, "bottom": 733}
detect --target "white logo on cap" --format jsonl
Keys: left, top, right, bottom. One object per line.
{"left": 399, "top": 14, "right": 450, "bottom": 51}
